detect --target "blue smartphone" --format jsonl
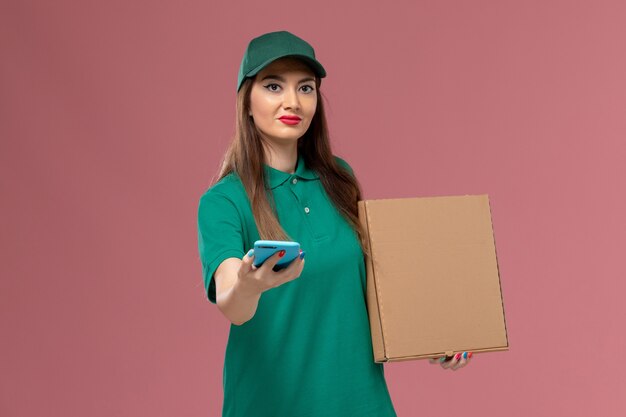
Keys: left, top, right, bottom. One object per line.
{"left": 252, "top": 240, "right": 300, "bottom": 271}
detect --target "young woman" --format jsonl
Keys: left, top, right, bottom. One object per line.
{"left": 197, "top": 30, "right": 472, "bottom": 417}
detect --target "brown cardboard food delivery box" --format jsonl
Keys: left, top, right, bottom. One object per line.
{"left": 357, "top": 195, "right": 508, "bottom": 363}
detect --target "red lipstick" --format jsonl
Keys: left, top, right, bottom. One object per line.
{"left": 279, "top": 115, "right": 302, "bottom": 125}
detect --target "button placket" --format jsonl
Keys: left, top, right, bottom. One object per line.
{"left": 289, "top": 179, "right": 323, "bottom": 240}
{"left": 290, "top": 176, "right": 307, "bottom": 212}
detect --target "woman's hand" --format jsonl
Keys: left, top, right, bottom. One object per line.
{"left": 236, "top": 248, "right": 306, "bottom": 296}
{"left": 428, "top": 352, "right": 473, "bottom": 371}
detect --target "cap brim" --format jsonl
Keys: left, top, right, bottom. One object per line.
{"left": 245, "top": 53, "right": 326, "bottom": 80}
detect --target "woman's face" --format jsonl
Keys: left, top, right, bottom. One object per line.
{"left": 249, "top": 58, "right": 318, "bottom": 146}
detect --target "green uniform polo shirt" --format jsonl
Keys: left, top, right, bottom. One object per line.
{"left": 197, "top": 155, "right": 396, "bottom": 417}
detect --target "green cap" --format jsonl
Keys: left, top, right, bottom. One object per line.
{"left": 237, "top": 31, "right": 326, "bottom": 92}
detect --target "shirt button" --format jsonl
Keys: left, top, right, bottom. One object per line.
{"left": 292, "top": 178, "right": 298, "bottom": 185}
{"left": 304, "top": 207, "right": 310, "bottom": 214}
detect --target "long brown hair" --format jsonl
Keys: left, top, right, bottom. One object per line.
{"left": 213, "top": 74, "right": 370, "bottom": 258}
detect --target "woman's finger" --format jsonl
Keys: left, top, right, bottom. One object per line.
{"left": 274, "top": 251, "right": 305, "bottom": 282}
{"left": 277, "top": 250, "right": 305, "bottom": 273}
{"left": 443, "top": 353, "right": 461, "bottom": 370}
{"left": 451, "top": 352, "right": 464, "bottom": 370}
{"left": 461, "top": 351, "right": 473, "bottom": 368}
{"left": 437, "top": 356, "right": 452, "bottom": 368}
{"left": 451, "top": 352, "right": 466, "bottom": 371}
{"left": 242, "top": 249, "right": 255, "bottom": 271}
{"left": 259, "top": 249, "right": 287, "bottom": 272}
{"left": 429, "top": 357, "right": 445, "bottom": 365}
{"left": 440, "top": 355, "right": 454, "bottom": 369}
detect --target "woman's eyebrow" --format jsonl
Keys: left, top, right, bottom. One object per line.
{"left": 261, "top": 75, "right": 285, "bottom": 82}
{"left": 261, "top": 75, "right": 315, "bottom": 83}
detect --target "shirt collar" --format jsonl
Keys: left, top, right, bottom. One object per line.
{"left": 264, "top": 154, "right": 319, "bottom": 189}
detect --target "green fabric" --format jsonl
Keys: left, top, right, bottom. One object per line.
{"left": 197, "top": 155, "right": 396, "bottom": 417}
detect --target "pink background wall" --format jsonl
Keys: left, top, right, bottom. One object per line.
{"left": 2, "top": 0, "right": 625, "bottom": 416}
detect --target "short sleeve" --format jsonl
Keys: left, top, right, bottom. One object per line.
{"left": 197, "top": 190, "right": 245, "bottom": 304}
{"left": 334, "top": 155, "right": 355, "bottom": 177}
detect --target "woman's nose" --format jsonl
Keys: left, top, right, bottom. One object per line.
{"left": 282, "top": 87, "right": 300, "bottom": 109}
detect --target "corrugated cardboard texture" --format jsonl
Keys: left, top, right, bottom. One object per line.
{"left": 358, "top": 195, "right": 508, "bottom": 362}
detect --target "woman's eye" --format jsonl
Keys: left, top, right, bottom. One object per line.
{"left": 301, "top": 85, "right": 314, "bottom": 93}
{"left": 265, "top": 84, "right": 281, "bottom": 92}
